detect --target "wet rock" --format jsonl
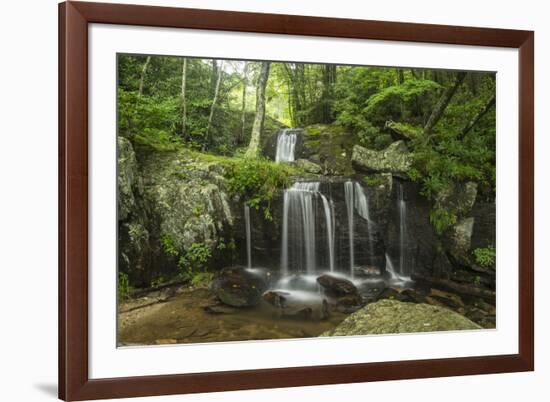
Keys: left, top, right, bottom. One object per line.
{"left": 211, "top": 267, "right": 267, "bottom": 307}
{"left": 322, "top": 299, "right": 482, "bottom": 336}
{"left": 317, "top": 274, "right": 358, "bottom": 297}
{"left": 352, "top": 141, "right": 412, "bottom": 178}
{"left": 400, "top": 288, "right": 428, "bottom": 304}
{"left": 354, "top": 266, "right": 382, "bottom": 278}
{"left": 203, "top": 304, "right": 238, "bottom": 315}
{"left": 427, "top": 288, "right": 464, "bottom": 310}
{"left": 263, "top": 290, "right": 290, "bottom": 308}
{"left": 334, "top": 294, "right": 364, "bottom": 313}
{"left": 377, "top": 287, "right": 408, "bottom": 302}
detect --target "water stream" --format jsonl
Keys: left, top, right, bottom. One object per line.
{"left": 275, "top": 128, "right": 298, "bottom": 162}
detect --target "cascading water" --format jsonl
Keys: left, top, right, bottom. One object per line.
{"left": 244, "top": 204, "right": 252, "bottom": 269}
{"left": 275, "top": 129, "right": 298, "bottom": 162}
{"left": 353, "top": 182, "right": 375, "bottom": 262}
{"left": 280, "top": 182, "right": 319, "bottom": 275}
{"left": 280, "top": 182, "right": 336, "bottom": 276}
{"left": 344, "top": 182, "right": 355, "bottom": 277}
{"left": 320, "top": 194, "right": 335, "bottom": 272}
{"left": 398, "top": 183, "right": 407, "bottom": 275}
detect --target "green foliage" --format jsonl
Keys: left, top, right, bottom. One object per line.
{"left": 473, "top": 247, "right": 496, "bottom": 268}
{"left": 190, "top": 272, "right": 214, "bottom": 287}
{"left": 118, "top": 272, "right": 131, "bottom": 301}
{"left": 364, "top": 79, "right": 441, "bottom": 125}
{"left": 150, "top": 275, "right": 166, "bottom": 289}
{"left": 363, "top": 175, "right": 386, "bottom": 186}
{"left": 178, "top": 242, "right": 212, "bottom": 274}
{"left": 429, "top": 208, "right": 457, "bottom": 234}
{"left": 161, "top": 234, "right": 178, "bottom": 256}
{"left": 118, "top": 89, "right": 181, "bottom": 151}
{"left": 226, "top": 157, "right": 300, "bottom": 220}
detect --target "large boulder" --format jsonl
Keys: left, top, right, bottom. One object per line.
{"left": 322, "top": 299, "right": 481, "bottom": 336}
{"left": 211, "top": 267, "right": 268, "bottom": 307}
{"left": 141, "top": 149, "right": 235, "bottom": 258}
{"left": 317, "top": 274, "right": 358, "bottom": 297}
{"left": 435, "top": 181, "right": 478, "bottom": 216}
{"left": 445, "top": 217, "right": 475, "bottom": 264}
{"left": 352, "top": 141, "right": 412, "bottom": 178}
{"left": 293, "top": 158, "right": 322, "bottom": 174}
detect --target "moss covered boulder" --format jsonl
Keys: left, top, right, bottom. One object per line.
{"left": 352, "top": 141, "right": 412, "bottom": 178}
{"left": 322, "top": 299, "right": 481, "bottom": 336}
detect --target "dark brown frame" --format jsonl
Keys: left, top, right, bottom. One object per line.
{"left": 59, "top": 1, "right": 534, "bottom": 400}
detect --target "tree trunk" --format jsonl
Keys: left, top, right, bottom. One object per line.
{"left": 204, "top": 61, "right": 223, "bottom": 151}
{"left": 424, "top": 71, "right": 467, "bottom": 134}
{"left": 138, "top": 56, "right": 151, "bottom": 96}
{"left": 210, "top": 60, "right": 218, "bottom": 97}
{"left": 321, "top": 64, "right": 337, "bottom": 123}
{"left": 181, "top": 58, "right": 187, "bottom": 140}
{"left": 459, "top": 94, "right": 496, "bottom": 140}
{"left": 245, "top": 62, "right": 271, "bottom": 158}
{"left": 239, "top": 63, "right": 249, "bottom": 145}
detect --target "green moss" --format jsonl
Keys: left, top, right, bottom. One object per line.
{"left": 363, "top": 175, "right": 386, "bottom": 187}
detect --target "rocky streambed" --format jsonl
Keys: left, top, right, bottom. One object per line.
{"left": 118, "top": 267, "right": 495, "bottom": 346}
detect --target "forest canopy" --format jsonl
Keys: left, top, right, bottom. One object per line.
{"left": 118, "top": 54, "right": 496, "bottom": 200}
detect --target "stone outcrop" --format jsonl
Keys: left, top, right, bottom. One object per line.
{"left": 352, "top": 141, "right": 413, "bottom": 178}
{"left": 322, "top": 299, "right": 481, "bottom": 336}
{"left": 118, "top": 140, "right": 239, "bottom": 286}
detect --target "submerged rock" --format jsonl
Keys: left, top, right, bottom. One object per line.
{"left": 352, "top": 141, "right": 412, "bottom": 177}
{"left": 211, "top": 267, "right": 267, "bottom": 307}
{"left": 263, "top": 290, "right": 290, "bottom": 308}
{"left": 322, "top": 299, "right": 481, "bottom": 336}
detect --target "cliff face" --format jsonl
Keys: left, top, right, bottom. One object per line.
{"left": 119, "top": 124, "right": 495, "bottom": 296}
{"left": 118, "top": 137, "right": 237, "bottom": 286}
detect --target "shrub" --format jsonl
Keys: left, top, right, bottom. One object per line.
{"left": 473, "top": 247, "right": 496, "bottom": 268}
{"left": 429, "top": 208, "right": 457, "bottom": 234}
{"left": 118, "top": 272, "right": 131, "bottom": 301}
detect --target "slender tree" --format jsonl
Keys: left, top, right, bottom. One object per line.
{"left": 321, "top": 64, "right": 337, "bottom": 123}
{"left": 181, "top": 58, "right": 187, "bottom": 139}
{"left": 245, "top": 62, "right": 271, "bottom": 158}
{"left": 459, "top": 94, "right": 496, "bottom": 140}
{"left": 138, "top": 56, "right": 151, "bottom": 96}
{"left": 424, "top": 71, "right": 467, "bottom": 134}
{"left": 239, "top": 62, "right": 249, "bottom": 145}
{"left": 204, "top": 61, "right": 223, "bottom": 151}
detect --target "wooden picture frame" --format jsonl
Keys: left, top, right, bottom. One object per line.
{"left": 59, "top": 1, "right": 534, "bottom": 400}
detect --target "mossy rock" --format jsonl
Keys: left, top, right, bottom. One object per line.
{"left": 321, "top": 299, "right": 481, "bottom": 336}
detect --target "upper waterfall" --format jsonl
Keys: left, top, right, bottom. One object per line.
{"left": 275, "top": 129, "right": 299, "bottom": 162}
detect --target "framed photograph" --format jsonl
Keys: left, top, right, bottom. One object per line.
{"left": 59, "top": 1, "right": 534, "bottom": 400}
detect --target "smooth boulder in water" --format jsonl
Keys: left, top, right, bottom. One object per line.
{"left": 211, "top": 267, "right": 267, "bottom": 307}
{"left": 317, "top": 274, "right": 358, "bottom": 297}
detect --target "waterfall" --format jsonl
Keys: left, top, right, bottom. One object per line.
{"left": 398, "top": 183, "right": 407, "bottom": 275}
{"left": 281, "top": 182, "right": 319, "bottom": 274}
{"left": 244, "top": 204, "right": 252, "bottom": 268}
{"left": 320, "top": 194, "right": 335, "bottom": 272}
{"left": 344, "top": 181, "right": 355, "bottom": 276}
{"left": 354, "top": 182, "right": 375, "bottom": 260}
{"left": 275, "top": 129, "right": 298, "bottom": 162}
